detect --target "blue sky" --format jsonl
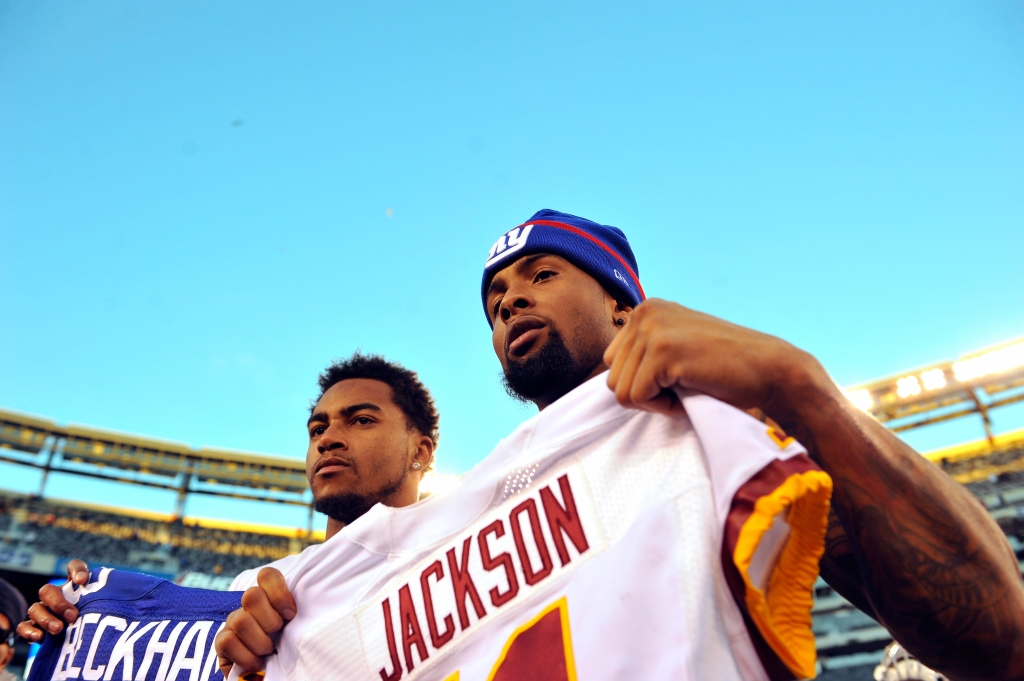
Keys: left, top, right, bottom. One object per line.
{"left": 1, "top": 1, "right": 1022, "bottom": 529}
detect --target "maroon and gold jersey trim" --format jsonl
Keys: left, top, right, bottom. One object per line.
{"left": 722, "top": 454, "right": 832, "bottom": 680}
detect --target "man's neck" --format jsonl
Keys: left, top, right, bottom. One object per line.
{"left": 325, "top": 518, "right": 345, "bottom": 540}
{"left": 322, "top": 481, "right": 422, "bottom": 540}
{"left": 533, "top": 361, "right": 608, "bottom": 410}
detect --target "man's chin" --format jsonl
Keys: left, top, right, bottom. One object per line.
{"left": 501, "top": 325, "right": 598, "bottom": 405}
{"left": 504, "top": 333, "right": 549, "bottom": 364}
{"left": 504, "top": 346, "right": 540, "bottom": 367}
{"left": 312, "top": 491, "right": 375, "bottom": 526}
{"left": 310, "top": 479, "right": 356, "bottom": 501}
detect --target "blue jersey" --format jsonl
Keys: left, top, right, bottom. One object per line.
{"left": 29, "top": 568, "right": 242, "bottom": 681}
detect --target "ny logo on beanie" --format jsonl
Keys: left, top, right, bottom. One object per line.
{"left": 485, "top": 224, "right": 534, "bottom": 268}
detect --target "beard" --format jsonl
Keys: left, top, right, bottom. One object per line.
{"left": 501, "top": 326, "right": 596, "bottom": 405}
{"left": 312, "top": 468, "right": 407, "bottom": 526}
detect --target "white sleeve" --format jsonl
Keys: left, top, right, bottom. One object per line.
{"left": 228, "top": 567, "right": 260, "bottom": 591}
{"left": 228, "top": 551, "right": 309, "bottom": 591}
{"left": 680, "top": 391, "right": 832, "bottom": 681}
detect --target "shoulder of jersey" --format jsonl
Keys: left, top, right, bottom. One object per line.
{"left": 76, "top": 569, "right": 241, "bottom": 614}
{"left": 76, "top": 569, "right": 164, "bottom": 604}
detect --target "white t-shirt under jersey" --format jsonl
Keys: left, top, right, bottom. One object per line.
{"left": 246, "top": 373, "right": 831, "bottom": 681}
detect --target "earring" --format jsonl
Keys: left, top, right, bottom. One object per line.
{"left": 412, "top": 462, "right": 421, "bottom": 470}
{"left": 615, "top": 318, "right": 625, "bottom": 326}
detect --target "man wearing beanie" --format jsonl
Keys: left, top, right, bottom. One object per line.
{"left": 0, "top": 577, "right": 27, "bottom": 680}
{"left": 480, "top": 209, "right": 1024, "bottom": 680}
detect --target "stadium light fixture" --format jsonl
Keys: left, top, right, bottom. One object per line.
{"left": 845, "top": 388, "right": 873, "bottom": 411}
{"left": 953, "top": 340, "right": 1024, "bottom": 383}
{"left": 920, "top": 368, "right": 946, "bottom": 391}
{"left": 896, "top": 375, "right": 922, "bottom": 399}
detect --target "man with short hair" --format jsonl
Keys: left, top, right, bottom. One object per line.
{"left": 215, "top": 352, "right": 440, "bottom": 676}
{"left": 18, "top": 353, "right": 441, "bottom": 679}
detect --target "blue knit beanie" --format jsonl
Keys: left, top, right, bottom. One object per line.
{"left": 481, "top": 209, "right": 645, "bottom": 325}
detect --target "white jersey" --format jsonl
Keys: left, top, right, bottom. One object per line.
{"left": 258, "top": 373, "right": 832, "bottom": 681}
{"left": 229, "top": 551, "right": 312, "bottom": 592}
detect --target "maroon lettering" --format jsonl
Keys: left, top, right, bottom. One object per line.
{"left": 378, "top": 597, "right": 403, "bottom": 681}
{"left": 419, "top": 560, "right": 455, "bottom": 649}
{"left": 446, "top": 536, "right": 488, "bottom": 630}
{"left": 477, "top": 519, "right": 520, "bottom": 607}
{"left": 540, "top": 475, "right": 590, "bottom": 566}
{"left": 509, "top": 498, "right": 553, "bottom": 585}
{"left": 398, "top": 584, "right": 429, "bottom": 672}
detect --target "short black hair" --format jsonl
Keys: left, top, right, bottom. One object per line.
{"left": 315, "top": 353, "right": 440, "bottom": 449}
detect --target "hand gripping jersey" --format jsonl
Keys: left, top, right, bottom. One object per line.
{"left": 29, "top": 569, "right": 241, "bottom": 681}
{"left": 257, "top": 373, "right": 832, "bottom": 681}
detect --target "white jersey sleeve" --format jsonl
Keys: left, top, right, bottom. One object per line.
{"left": 682, "top": 391, "right": 832, "bottom": 679}
{"left": 228, "top": 551, "right": 310, "bottom": 591}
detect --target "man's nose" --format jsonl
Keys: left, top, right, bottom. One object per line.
{"left": 499, "top": 291, "right": 533, "bottom": 323}
{"left": 317, "top": 428, "right": 348, "bottom": 454}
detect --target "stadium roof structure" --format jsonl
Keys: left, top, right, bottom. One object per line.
{"left": 842, "top": 335, "right": 1024, "bottom": 440}
{"left": 0, "top": 407, "right": 309, "bottom": 518}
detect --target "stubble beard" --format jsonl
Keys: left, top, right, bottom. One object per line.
{"left": 312, "top": 467, "right": 408, "bottom": 526}
{"left": 501, "top": 326, "right": 600, "bottom": 406}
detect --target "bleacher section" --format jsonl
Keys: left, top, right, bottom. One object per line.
{"left": 0, "top": 491, "right": 323, "bottom": 581}
{"left": 815, "top": 426, "right": 1024, "bottom": 679}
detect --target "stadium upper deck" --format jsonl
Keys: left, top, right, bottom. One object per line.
{"left": 0, "top": 408, "right": 310, "bottom": 518}
{"left": 843, "top": 335, "right": 1024, "bottom": 437}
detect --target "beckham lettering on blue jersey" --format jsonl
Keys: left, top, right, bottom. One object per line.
{"left": 29, "top": 569, "right": 242, "bottom": 681}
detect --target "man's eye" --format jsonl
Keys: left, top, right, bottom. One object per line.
{"left": 534, "top": 270, "right": 555, "bottom": 282}
{"left": 491, "top": 298, "right": 502, "bottom": 317}
{"left": 310, "top": 426, "right": 325, "bottom": 437}
{"left": 354, "top": 416, "right": 373, "bottom": 425}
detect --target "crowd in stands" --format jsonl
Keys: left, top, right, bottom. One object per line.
{"left": 0, "top": 492, "right": 312, "bottom": 578}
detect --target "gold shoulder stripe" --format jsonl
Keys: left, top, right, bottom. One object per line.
{"left": 733, "top": 470, "right": 832, "bottom": 679}
{"left": 766, "top": 427, "right": 795, "bottom": 450}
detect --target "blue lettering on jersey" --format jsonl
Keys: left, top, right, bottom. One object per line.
{"left": 29, "top": 569, "right": 242, "bottom": 681}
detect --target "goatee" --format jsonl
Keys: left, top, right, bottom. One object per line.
{"left": 313, "top": 469, "right": 407, "bottom": 525}
{"left": 501, "top": 327, "right": 593, "bottom": 405}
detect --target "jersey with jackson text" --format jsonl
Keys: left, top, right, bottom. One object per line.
{"left": 255, "top": 372, "right": 832, "bottom": 681}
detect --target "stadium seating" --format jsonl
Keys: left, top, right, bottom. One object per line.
{"left": 814, "top": 428, "right": 1024, "bottom": 679}
{"left": 0, "top": 491, "right": 319, "bottom": 578}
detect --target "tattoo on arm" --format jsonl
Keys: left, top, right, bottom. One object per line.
{"left": 818, "top": 509, "right": 878, "bottom": 619}
{"left": 786, "top": 408, "right": 1024, "bottom": 681}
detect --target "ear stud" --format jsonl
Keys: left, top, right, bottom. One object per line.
{"left": 412, "top": 462, "right": 422, "bottom": 470}
{"left": 615, "top": 318, "right": 625, "bottom": 326}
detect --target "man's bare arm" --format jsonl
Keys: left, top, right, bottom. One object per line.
{"left": 775, "top": 379, "right": 1024, "bottom": 680}
{"left": 604, "top": 299, "right": 1024, "bottom": 681}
